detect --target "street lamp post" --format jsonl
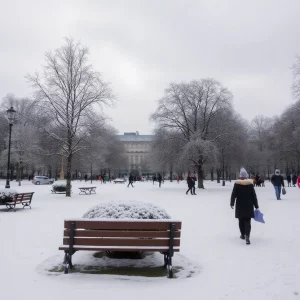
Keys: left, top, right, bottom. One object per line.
{"left": 5, "top": 107, "right": 16, "bottom": 189}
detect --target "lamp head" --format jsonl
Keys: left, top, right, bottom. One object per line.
{"left": 6, "top": 107, "right": 16, "bottom": 124}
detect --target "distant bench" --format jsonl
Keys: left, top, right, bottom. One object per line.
{"left": 113, "top": 179, "right": 125, "bottom": 184}
{"left": 59, "top": 219, "right": 182, "bottom": 278}
{"left": 4, "top": 192, "right": 34, "bottom": 212}
{"left": 78, "top": 187, "right": 96, "bottom": 195}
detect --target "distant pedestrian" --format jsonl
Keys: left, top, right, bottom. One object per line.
{"left": 297, "top": 175, "right": 300, "bottom": 188}
{"left": 153, "top": 175, "right": 156, "bottom": 185}
{"left": 292, "top": 174, "right": 297, "bottom": 187}
{"left": 191, "top": 174, "right": 197, "bottom": 195}
{"left": 271, "top": 169, "right": 285, "bottom": 200}
{"left": 127, "top": 174, "right": 134, "bottom": 187}
{"left": 84, "top": 174, "right": 88, "bottom": 182}
{"left": 158, "top": 173, "right": 162, "bottom": 187}
{"left": 176, "top": 176, "right": 180, "bottom": 184}
{"left": 230, "top": 168, "right": 259, "bottom": 245}
{"left": 287, "top": 174, "right": 292, "bottom": 187}
{"left": 186, "top": 174, "right": 194, "bottom": 195}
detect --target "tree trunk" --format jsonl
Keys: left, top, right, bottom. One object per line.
{"left": 170, "top": 165, "right": 173, "bottom": 182}
{"left": 66, "top": 135, "right": 73, "bottom": 197}
{"left": 217, "top": 168, "right": 221, "bottom": 183}
{"left": 210, "top": 167, "right": 214, "bottom": 181}
{"left": 90, "top": 162, "right": 93, "bottom": 184}
{"left": 66, "top": 153, "right": 72, "bottom": 197}
{"left": 197, "top": 164, "right": 204, "bottom": 189}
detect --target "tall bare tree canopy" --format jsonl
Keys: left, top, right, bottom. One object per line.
{"left": 151, "top": 78, "right": 232, "bottom": 188}
{"left": 27, "top": 38, "right": 114, "bottom": 196}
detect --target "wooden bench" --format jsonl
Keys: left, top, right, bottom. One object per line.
{"left": 78, "top": 187, "right": 96, "bottom": 195}
{"left": 5, "top": 192, "right": 34, "bottom": 212}
{"left": 59, "top": 219, "right": 182, "bottom": 278}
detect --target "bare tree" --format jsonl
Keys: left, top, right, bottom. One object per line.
{"left": 214, "top": 111, "right": 248, "bottom": 185}
{"left": 150, "top": 129, "right": 183, "bottom": 181}
{"left": 27, "top": 38, "right": 114, "bottom": 196}
{"left": 292, "top": 55, "right": 300, "bottom": 101}
{"left": 151, "top": 78, "right": 232, "bottom": 188}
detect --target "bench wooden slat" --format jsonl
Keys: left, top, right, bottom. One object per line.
{"left": 59, "top": 246, "right": 180, "bottom": 252}
{"left": 64, "top": 220, "right": 182, "bottom": 230}
{"left": 63, "top": 229, "right": 181, "bottom": 238}
{"left": 63, "top": 237, "right": 181, "bottom": 247}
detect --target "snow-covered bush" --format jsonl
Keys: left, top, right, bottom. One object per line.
{"left": 52, "top": 183, "right": 68, "bottom": 193}
{"left": 0, "top": 189, "right": 18, "bottom": 204}
{"left": 83, "top": 201, "right": 171, "bottom": 219}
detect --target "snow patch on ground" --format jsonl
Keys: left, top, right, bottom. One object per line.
{"left": 1, "top": 179, "right": 300, "bottom": 300}
{"left": 37, "top": 251, "right": 201, "bottom": 281}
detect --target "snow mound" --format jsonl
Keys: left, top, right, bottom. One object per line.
{"left": 83, "top": 201, "right": 171, "bottom": 219}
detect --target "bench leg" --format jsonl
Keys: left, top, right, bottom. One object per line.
{"left": 22, "top": 203, "right": 31, "bottom": 209}
{"left": 64, "top": 252, "right": 74, "bottom": 274}
{"left": 163, "top": 253, "right": 168, "bottom": 268}
{"left": 168, "top": 256, "right": 173, "bottom": 278}
{"left": 6, "top": 204, "right": 16, "bottom": 212}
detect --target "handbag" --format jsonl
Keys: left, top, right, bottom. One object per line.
{"left": 254, "top": 209, "right": 265, "bottom": 223}
{"left": 282, "top": 187, "right": 286, "bottom": 195}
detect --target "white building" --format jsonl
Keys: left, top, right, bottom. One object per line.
{"left": 116, "top": 132, "right": 153, "bottom": 176}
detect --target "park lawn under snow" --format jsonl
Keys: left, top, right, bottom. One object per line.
{"left": 0, "top": 179, "right": 300, "bottom": 300}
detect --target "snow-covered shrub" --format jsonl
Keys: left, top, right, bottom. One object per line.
{"left": 83, "top": 201, "right": 171, "bottom": 219}
{"left": 0, "top": 189, "right": 18, "bottom": 204}
{"left": 52, "top": 183, "right": 68, "bottom": 193}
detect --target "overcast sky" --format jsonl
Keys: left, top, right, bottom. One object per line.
{"left": 1, "top": 0, "right": 300, "bottom": 134}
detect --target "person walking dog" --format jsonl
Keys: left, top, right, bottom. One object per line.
{"left": 230, "top": 168, "right": 259, "bottom": 245}
{"left": 271, "top": 169, "right": 285, "bottom": 200}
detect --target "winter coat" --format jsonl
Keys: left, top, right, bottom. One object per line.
{"left": 191, "top": 176, "right": 197, "bottom": 186}
{"left": 271, "top": 174, "right": 284, "bottom": 187}
{"left": 287, "top": 175, "right": 291, "bottom": 182}
{"left": 292, "top": 175, "right": 297, "bottom": 185}
{"left": 158, "top": 175, "right": 162, "bottom": 182}
{"left": 129, "top": 175, "right": 133, "bottom": 182}
{"left": 298, "top": 176, "right": 300, "bottom": 187}
{"left": 230, "top": 179, "right": 259, "bottom": 219}
{"left": 187, "top": 176, "right": 193, "bottom": 188}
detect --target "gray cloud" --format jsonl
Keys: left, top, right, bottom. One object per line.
{"left": 1, "top": 0, "right": 300, "bottom": 133}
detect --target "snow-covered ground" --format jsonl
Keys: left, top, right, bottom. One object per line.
{"left": 0, "top": 179, "right": 300, "bottom": 300}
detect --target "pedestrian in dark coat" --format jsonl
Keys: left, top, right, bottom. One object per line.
{"left": 158, "top": 174, "right": 162, "bottom": 187}
{"left": 153, "top": 175, "right": 156, "bottom": 185}
{"left": 292, "top": 174, "right": 297, "bottom": 187}
{"left": 287, "top": 174, "right": 291, "bottom": 187}
{"left": 127, "top": 174, "right": 134, "bottom": 187}
{"left": 186, "top": 175, "right": 194, "bottom": 195}
{"left": 191, "top": 175, "right": 197, "bottom": 195}
{"left": 230, "top": 168, "right": 259, "bottom": 245}
{"left": 84, "top": 174, "right": 88, "bottom": 182}
{"left": 271, "top": 169, "right": 284, "bottom": 200}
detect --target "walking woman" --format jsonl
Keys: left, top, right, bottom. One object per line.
{"left": 230, "top": 168, "right": 259, "bottom": 245}
{"left": 186, "top": 174, "right": 194, "bottom": 195}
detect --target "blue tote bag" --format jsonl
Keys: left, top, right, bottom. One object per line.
{"left": 254, "top": 209, "right": 265, "bottom": 224}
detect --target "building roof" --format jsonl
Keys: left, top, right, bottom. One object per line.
{"left": 116, "top": 134, "right": 153, "bottom": 142}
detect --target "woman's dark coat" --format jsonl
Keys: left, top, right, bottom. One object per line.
{"left": 187, "top": 176, "right": 193, "bottom": 188}
{"left": 230, "top": 179, "right": 259, "bottom": 218}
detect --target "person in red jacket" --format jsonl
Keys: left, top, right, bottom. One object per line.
{"left": 297, "top": 175, "right": 300, "bottom": 188}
